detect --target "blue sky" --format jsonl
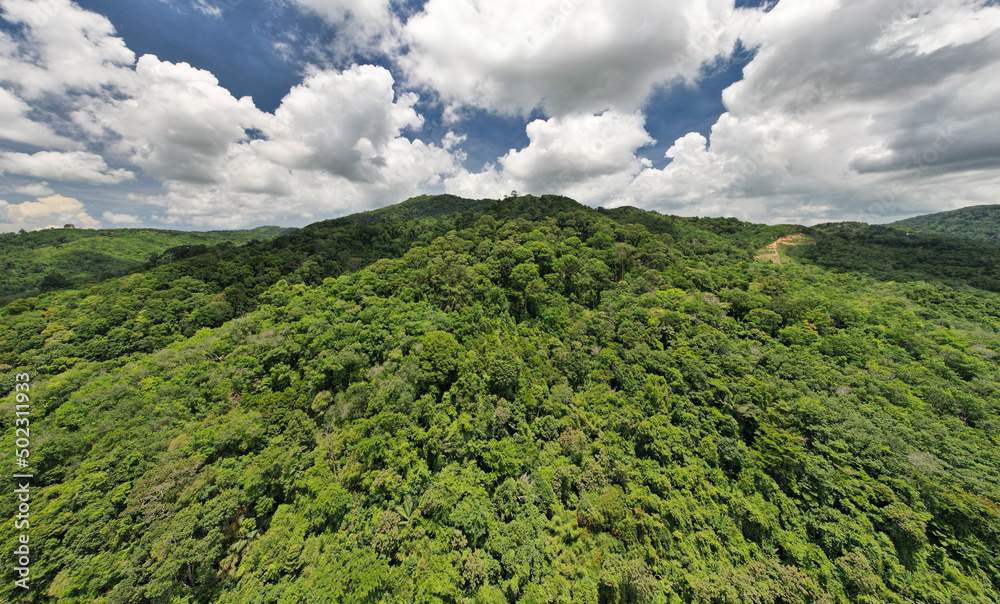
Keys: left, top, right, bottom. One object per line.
{"left": 72, "top": 0, "right": 754, "bottom": 171}
{"left": 1, "top": 0, "right": 1000, "bottom": 231}
{"left": 74, "top": 0, "right": 323, "bottom": 112}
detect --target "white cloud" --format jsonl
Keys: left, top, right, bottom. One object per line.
{"left": 447, "top": 110, "right": 654, "bottom": 204}
{"left": 442, "top": 0, "right": 1000, "bottom": 225}
{"left": 873, "top": 1, "right": 1000, "bottom": 56}
{"left": 5, "top": 0, "right": 1000, "bottom": 230}
{"left": 289, "top": 0, "right": 399, "bottom": 58}
{"left": 619, "top": 132, "right": 733, "bottom": 208}
{"left": 292, "top": 0, "right": 391, "bottom": 24}
{"left": 258, "top": 64, "right": 424, "bottom": 182}
{"left": 0, "top": 88, "right": 79, "bottom": 149}
{"left": 6, "top": 193, "right": 82, "bottom": 218}
{"left": 142, "top": 133, "right": 459, "bottom": 229}
{"left": 95, "top": 55, "right": 266, "bottom": 184}
{"left": 441, "top": 131, "right": 466, "bottom": 152}
{"left": 125, "top": 64, "right": 463, "bottom": 228}
{"left": 138, "top": 137, "right": 458, "bottom": 229}
{"left": 193, "top": 0, "right": 223, "bottom": 18}
{"left": 1, "top": 194, "right": 100, "bottom": 230}
{"left": 273, "top": 41, "right": 295, "bottom": 62}
{"left": 54, "top": 55, "right": 460, "bottom": 228}
{"left": 402, "top": 0, "right": 754, "bottom": 116}
{"left": 0, "top": 1, "right": 480, "bottom": 229}
{"left": 0, "top": 0, "right": 135, "bottom": 99}
{"left": 11, "top": 182, "right": 55, "bottom": 196}
{"left": 0, "top": 150, "right": 134, "bottom": 183}
{"left": 603, "top": 0, "right": 1000, "bottom": 224}
{"left": 504, "top": 112, "right": 652, "bottom": 187}
{"left": 443, "top": 164, "right": 514, "bottom": 202}
{"left": 102, "top": 210, "right": 141, "bottom": 225}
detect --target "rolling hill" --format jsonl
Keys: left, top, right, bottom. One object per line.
{"left": 891, "top": 204, "right": 1000, "bottom": 245}
{"left": 0, "top": 225, "right": 291, "bottom": 304}
{"left": 1, "top": 195, "right": 999, "bottom": 603}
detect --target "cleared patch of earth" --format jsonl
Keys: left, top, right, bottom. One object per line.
{"left": 755, "top": 233, "right": 815, "bottom": 264}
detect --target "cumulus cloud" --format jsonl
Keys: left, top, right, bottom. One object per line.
{"left": 0, "top": 88, "right": 79, "bottom": 149}
{"left": 6, "top": 193, "right": 83, "bottom": 218}
{"left": 157, "top": 137, "right": 457, "bottom": 228}
{"left": 0, "top": 0, "right": 135, "bottom": 99}
{"left": 448, "top": 110, "right": 654, "bottom": 204}
{"left": 258, "top": 65, "right": 424, "bottom": 182}
{"left": 0, "top": 150, "right": 134, "bottom": 183}
{"left": 120, "top": 64, "right": 461, "bottom": 228}
{"left": 1, "top": 194, "right": 100, "bottom": 230}
{"left": 94, "top": 55, "right": 266, "bottom": 184}
{"left": 603, "top": 0, "right": 1000, "bottom": 224}
{"left": 102, "top": 210, "right": 141, "bottom": 225}
{"left": 139, "top": 135, "right": 458, "bottom": 229}
{"left": 0, "top": 0, "right": 466, "bottom": 230}
{"left": 402, "top": 0, "right": 754, "bottom": 116}
{"left": 5, "top": 0, "right": 1000, "bottom": 230}
{"left": 0, "top": 0, "right": 134, "bottom": 155}
{"left": 127, "top": 62, "right": 462, "bottom": 228}
{"left": 504, "top": 112, "right": 652, "bottom": 186}
{"left": 438, "top": 0, "right": 1000, "bottom": 225}
{"left": 289, "top": 0, "right": 400, "bottom": 58}
{"left": 622, "top": 132, "right": 734, "bottom": 207}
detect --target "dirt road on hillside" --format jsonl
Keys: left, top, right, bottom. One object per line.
{"left": 755, "top": 233, "right": 815, "bottom": 264}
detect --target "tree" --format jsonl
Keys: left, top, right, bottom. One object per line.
{"left": 419, "top": 330, "right": 462, "bottom": 383}
{"left": 488, "top": 348, "right": 520, "bottom": 398}
{"left": 39, "top": 271, "right": 70, "bottom": 290}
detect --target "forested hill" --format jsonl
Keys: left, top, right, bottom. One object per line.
{"left": 344, "top": 193, "right": 496, "bottom": 225}
{"left": 788, "top": 222, "right": 1000, "bottom": 293}
{"left": 0, "top": 225, "right": 289, "bottom": 304}
{"left": 2, "top": 194, "right": 1000, "bottom": 603}
{"left": 891, "top": 204, "right": 1000, "bottom": 245}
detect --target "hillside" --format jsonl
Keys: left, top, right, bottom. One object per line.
{"left": 0, "top": 225, "right": 290, "bottom": 304}
{"left": 344, "top": 194, "right": 496, "bottom": 225}
{"left": 2, "top": 195, "right": 1000, "bottom": 603}
{"left": 784, "top": 222, "right": 1000, "bottom": 293}
{"left": 891, "top": 204, "right": 1000, "bottom": 245}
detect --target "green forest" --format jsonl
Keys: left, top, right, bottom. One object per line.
{"left": 0, "top": 225, "right": 289, "bottom": 304}
{"left": 891, "top": 205, "right": 1000, "bottom": 246}
{"left": 2, "top": 195, "right": 1000, "bottom": 603}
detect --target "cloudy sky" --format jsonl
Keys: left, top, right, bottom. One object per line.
{"left": 1, "top": 0, "right": 999, "bottom": 231}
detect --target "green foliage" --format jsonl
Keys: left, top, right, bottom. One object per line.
{"left": 420, "top": 330, "right": 462, "bottom": 383}
{"left": 892, "top": 204, "right": 1000, "bottom": 245}
{"left": 2, "top": 194, "right": 1000, "bottom": 603}
{"left": 0, "top": 226, "right": 284, "bottom": 303}
{"left": 794, "top": 222, "right": 1000, "bottom": 293}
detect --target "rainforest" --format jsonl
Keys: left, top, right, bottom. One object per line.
{"left": 1, "top": 195, "right": 999, "bottom": 603}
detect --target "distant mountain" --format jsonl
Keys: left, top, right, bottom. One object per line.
{"left": 891, "top": 204, "right": 1000, "bottom": 245}
{"left": 0, "top": 226, "right": 285, "bottom": 303}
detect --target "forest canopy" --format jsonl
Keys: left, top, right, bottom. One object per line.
{"left": 2, "top": 195, "right": 999, "bottom": 603}
{"left": 0, "top": 226, "right": 288, "bottom": 305}
{"left": 892, "top": 204, "right": 1000, "bottom": 246}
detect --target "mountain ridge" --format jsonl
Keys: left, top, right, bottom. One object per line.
{"left": 890, "top": 204, "right": 1000, "bottom": 245}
